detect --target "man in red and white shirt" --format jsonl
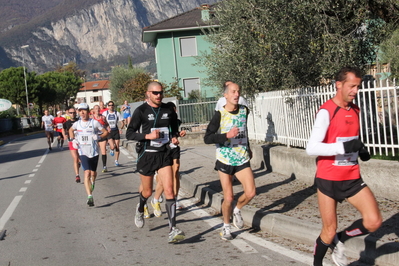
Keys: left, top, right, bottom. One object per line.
{"left": 306, "top": 67, "right": 382, "bottom": 266}
{"left": 53, "top": 111, "right": 67, "bottom": 150}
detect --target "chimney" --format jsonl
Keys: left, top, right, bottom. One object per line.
{"left": 201, "top": 4, "right": 210, "bottom": 21}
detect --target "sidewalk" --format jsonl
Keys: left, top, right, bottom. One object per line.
{"left": 121, "top": 138, "right": 398, "bottom": 266}
{"left": 0, "top": 130, "right": 44, "bottom": 146}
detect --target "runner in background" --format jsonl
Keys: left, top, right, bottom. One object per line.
{"left": 103, "top": 101, "right": 122, "bottom": 166}
{"left": 121, "top": 100, "right": 131, "bottom": 129}
{"left": 62, "top": 107, "right": 81, "bottom": 183}
{"left": 54, "top": 111, "right": 66, "bottom": 150}
{"left": 41, "top": 110, "right": 54, "bottom": 151}
{"left": 99, "top": 101, "right": 108, "bottom": 115}
{"left": 92, "top": 105, "right": 109, "bottom": 172}
{"left": 153, "top": 101, "right": 186, "bottom": 210}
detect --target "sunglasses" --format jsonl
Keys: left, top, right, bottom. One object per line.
{"left": 69, "top": 112, "right": 76, "bottom": 114}
{"left": 150, "top": 91, "right": 163, "bottom": 96}
{"left": 108, "top": 104, "right": 114, "bottom": 106}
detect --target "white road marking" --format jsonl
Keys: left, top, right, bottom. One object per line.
{"left": 0, "top": 149, "right": 50, "bottom": 232}
{"left": 38, "top": 153, "right": 47, "bottom": 164}
{"left": 232, "top": 238, "right": 259, "bottom": 254}
{"left": 179, "top": 196, "right": 313, "bottom": 264}
{"left": 0, "top": 196, "right": 23, "bottom": 231}
{"left": 36, "top": 165, "right": 41, "bottom": 168}
{"left": 120, "top": 148, "right": 129, "bottom": 156}
{"left": 242, "top": 232, "right": 313, "bottom": 265}
{"left": 180, "top": 197, "right": 257, "bottom": 254}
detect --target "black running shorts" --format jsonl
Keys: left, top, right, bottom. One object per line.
{"left": 168, "top": 146, "right": 181, "bottom": 160}
{"left": 80, "top": 155, "right": 99, "bottom": 171}
{"left": 315, "top": 177, "right": 368, "bottom": 203}
{"left": 55, "top": 131, "right": 64, "bottom": 138}
{"left": 214, "top": 160, "right": 251, "bottom": 176}
{"left": 137, "top": 151, "right": 172, "bottom": 176}
{"left": 108, "top": 130, "right": 120, "bottom": 140}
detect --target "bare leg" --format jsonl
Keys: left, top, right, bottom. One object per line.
{"left": 219, "top": 171, "right": 234, "bottom": 224}
{"left": 234, "top": 167, "right": 256, "bottom": 209}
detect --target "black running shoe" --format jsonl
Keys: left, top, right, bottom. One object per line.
{"left": 87, "top": 196, "right": 94, "bottom": 207}
{"left": 75, "top": 176, "right": 81, "bottom": 183}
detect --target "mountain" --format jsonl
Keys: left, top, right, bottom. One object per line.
{"left": 0, "top": 0, "right": 219, "bottom": 73}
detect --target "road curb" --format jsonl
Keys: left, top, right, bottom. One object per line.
{"left": 120, "top": 139, "right": 398, "bottom": 265}
{"left": 179, "top": 172, "right": 398, "bottom": 266}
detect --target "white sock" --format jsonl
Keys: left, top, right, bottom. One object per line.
{"left": 153, "top": 198, "right": 159, "bottom": 203}
{"left": 233, "top": 206, "right": 240, "bottom": 214}
{"left": 223, "top": 223, "right": 230, "bottom": 228}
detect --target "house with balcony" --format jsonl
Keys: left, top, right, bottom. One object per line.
{"left": 142, "top": 4, "right": 219, "bottom": 99}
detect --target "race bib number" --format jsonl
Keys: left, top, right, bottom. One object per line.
{"left": 230, "top": 127, "right": 248, "bottom": 147}
{"left": 44, "top": 120, "right": 53, "bottom": 131}
{"left": 335, "top": 136, "right": 358, "bottom": 166}
{"left": 57, "top": 123, "right": 63, "bottom": 129}
{"left": 78, "top": 134, "right": 93, "bottom": 146}
{"left": 108, "top": 120, "right": 116, "bottom": 128}
{"left": 150, "top": 127, "right": 169, "bottom": 147}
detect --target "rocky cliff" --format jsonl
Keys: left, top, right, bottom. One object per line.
{"left": 2, "top": 0, "right": 218, "bottom": 73}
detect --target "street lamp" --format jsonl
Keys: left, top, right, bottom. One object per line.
{"left": 21, "top": 45, "right": 30, "bottom": 117}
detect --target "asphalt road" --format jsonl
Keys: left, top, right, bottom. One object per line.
{"left": 0, "top": 133, "right": 315, "bottom": 266}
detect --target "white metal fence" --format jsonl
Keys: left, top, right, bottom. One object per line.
{"left": 178, "top": 79, "right": 399, "bottom": 157}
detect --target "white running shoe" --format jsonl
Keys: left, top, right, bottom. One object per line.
{"left": 159, "top": 194, "right": 163, "bottom": 203}
{"left": 143, "top": 204, "right": 150, "bottom": 219}
{"left": 151, "top": 200, "right": 162, "bottom": 217}
{"left": 168, "top": 227, "right": 185, "bottom": 243}
{"left": 135, "top": 203, "right": 144, "bottom": 228}
{"left": 233, "top": 210, "right": 244, "bottom": 229}
{"left": 331, "top": 240, "right": 348, "bottom": 266}
{"left": 220, "top": 226, "right": 233, "bottom": 240}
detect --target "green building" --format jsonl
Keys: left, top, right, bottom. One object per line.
{"left": 142, "top": 4, "right": 219, "bottom": 99}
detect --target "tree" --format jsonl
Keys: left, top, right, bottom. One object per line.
{"left": 119, "top": 72, "right": 152, "bottom": 102}
{"left": 380, "top": 28, "right": 399, "bottom": 79}
{"left": 35, "top": 74, "right": 57, "bottom": 114}
{"left": 109, "top": 66, "right": 145, "bottom": 103}
{"left": 0, "top": 67, "right": 38, "bottom": 115}
{"left": 164, "top": 77, "right": 183, "bottom": 100}
{"left": 198, "top": 0, "right": 399, "bottom": 98}
{"left": 38, "top": 71, "right": 82, "bottom": 110}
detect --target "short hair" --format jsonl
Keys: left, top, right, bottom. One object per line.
{"left": 146, "top": 81, "right": 163, "bottom": 91}
{"left": 223, "top": 82, "right": 240, "bottom": 94}
{"left": 222, "top": 80, "right": 233, "bottom": 92}
{"left": 335, "top": 67, "right": 363, "bottom": 82}
{"left": 108, "top": 100, "right": 114, "bottom": 106}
